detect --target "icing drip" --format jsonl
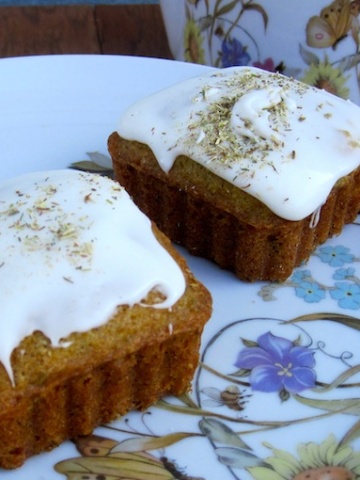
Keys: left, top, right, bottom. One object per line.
{"left": 117, "top": 66, "right": 360, "bottom": 221}
{"left": 309, "top": 205, "right": 322, "bottom": 229}
{"left": 0, "top": 170, "right": 186, "bottom": 383}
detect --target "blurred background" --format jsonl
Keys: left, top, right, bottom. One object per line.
{"left": 0, "top": 0, "right": 159, "bottom": 4}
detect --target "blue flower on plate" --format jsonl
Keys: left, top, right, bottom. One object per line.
{"left": 330, "top": 282, "right": 360, "bottom": 310}
{"left": 220, "top": 37, "right": 251, "bottom": 67}
{"left": 234, "top": 332, "right": 316, "bottom": 394}
{"left": 333, "top": 267, "right": 356, "bottom": 280}
{"left": 291, "top": 269, "right": 311, "bottom": 285}
{"left": 294, "top": 280, "right": 326, "bottom": 303}
{"left": 317, "top": 245, "right": 354, "bottom": 267}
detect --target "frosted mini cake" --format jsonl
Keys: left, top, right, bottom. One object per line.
{"left": 0, "top": 169, "right": 211, "bottom": 469}
{"left": 109, "top": 66, "right": 360, "bottom": 281}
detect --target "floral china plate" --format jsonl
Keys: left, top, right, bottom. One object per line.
{"left": 160, "top": 0, "right": 360, "bottom": 105}
{"left": 1, "top": 55, "right": 360, "bottom": 480}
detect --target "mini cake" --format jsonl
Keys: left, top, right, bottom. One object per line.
{"left": 0, "top": 169, "right": 211, "bottom": 469}
{"left": 108, "top": 66, "right": 360, "bottom": 282}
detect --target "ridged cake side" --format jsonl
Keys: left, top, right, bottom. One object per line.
{"left": 0, "top": 331, "right": 201, "bottom": 469}
{"left": 109, "top": 132, "right": 360, "bottom": 282}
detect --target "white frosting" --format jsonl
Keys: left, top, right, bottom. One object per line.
{"left": 117, "top": 66, "right": 360, "bottom": 221}
{"left": 0, "top": 170, "right": 186, "bottom": 382}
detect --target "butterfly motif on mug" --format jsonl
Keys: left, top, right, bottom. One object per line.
{"left": 54, "top": 434, "right": 205, "bottom": 480}
{"left": 306, "top": 0, "right": 360, "bottom": 49}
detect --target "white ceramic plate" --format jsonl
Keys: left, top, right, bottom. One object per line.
{"left": 1, "top": 55, "right": 360, "bottom": 480}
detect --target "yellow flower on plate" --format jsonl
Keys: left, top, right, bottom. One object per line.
{"left": 248, "top": 435, "right": 360, "bottom": 480}
{"left": 301, "top": 60, "right": 350, "bottom": 99}
{"left": 184, "top": 18, "right": 205, "bottom": 64}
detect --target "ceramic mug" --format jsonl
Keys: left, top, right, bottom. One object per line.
{"left": 160, "top": 0, "right": 360, "bottom": 105}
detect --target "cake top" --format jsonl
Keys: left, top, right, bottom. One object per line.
{"left": 0, "top": 169, "right": 186, "bottom": 382}
{"left": 117, "top": 66, "right": 360, "bottom": 221}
